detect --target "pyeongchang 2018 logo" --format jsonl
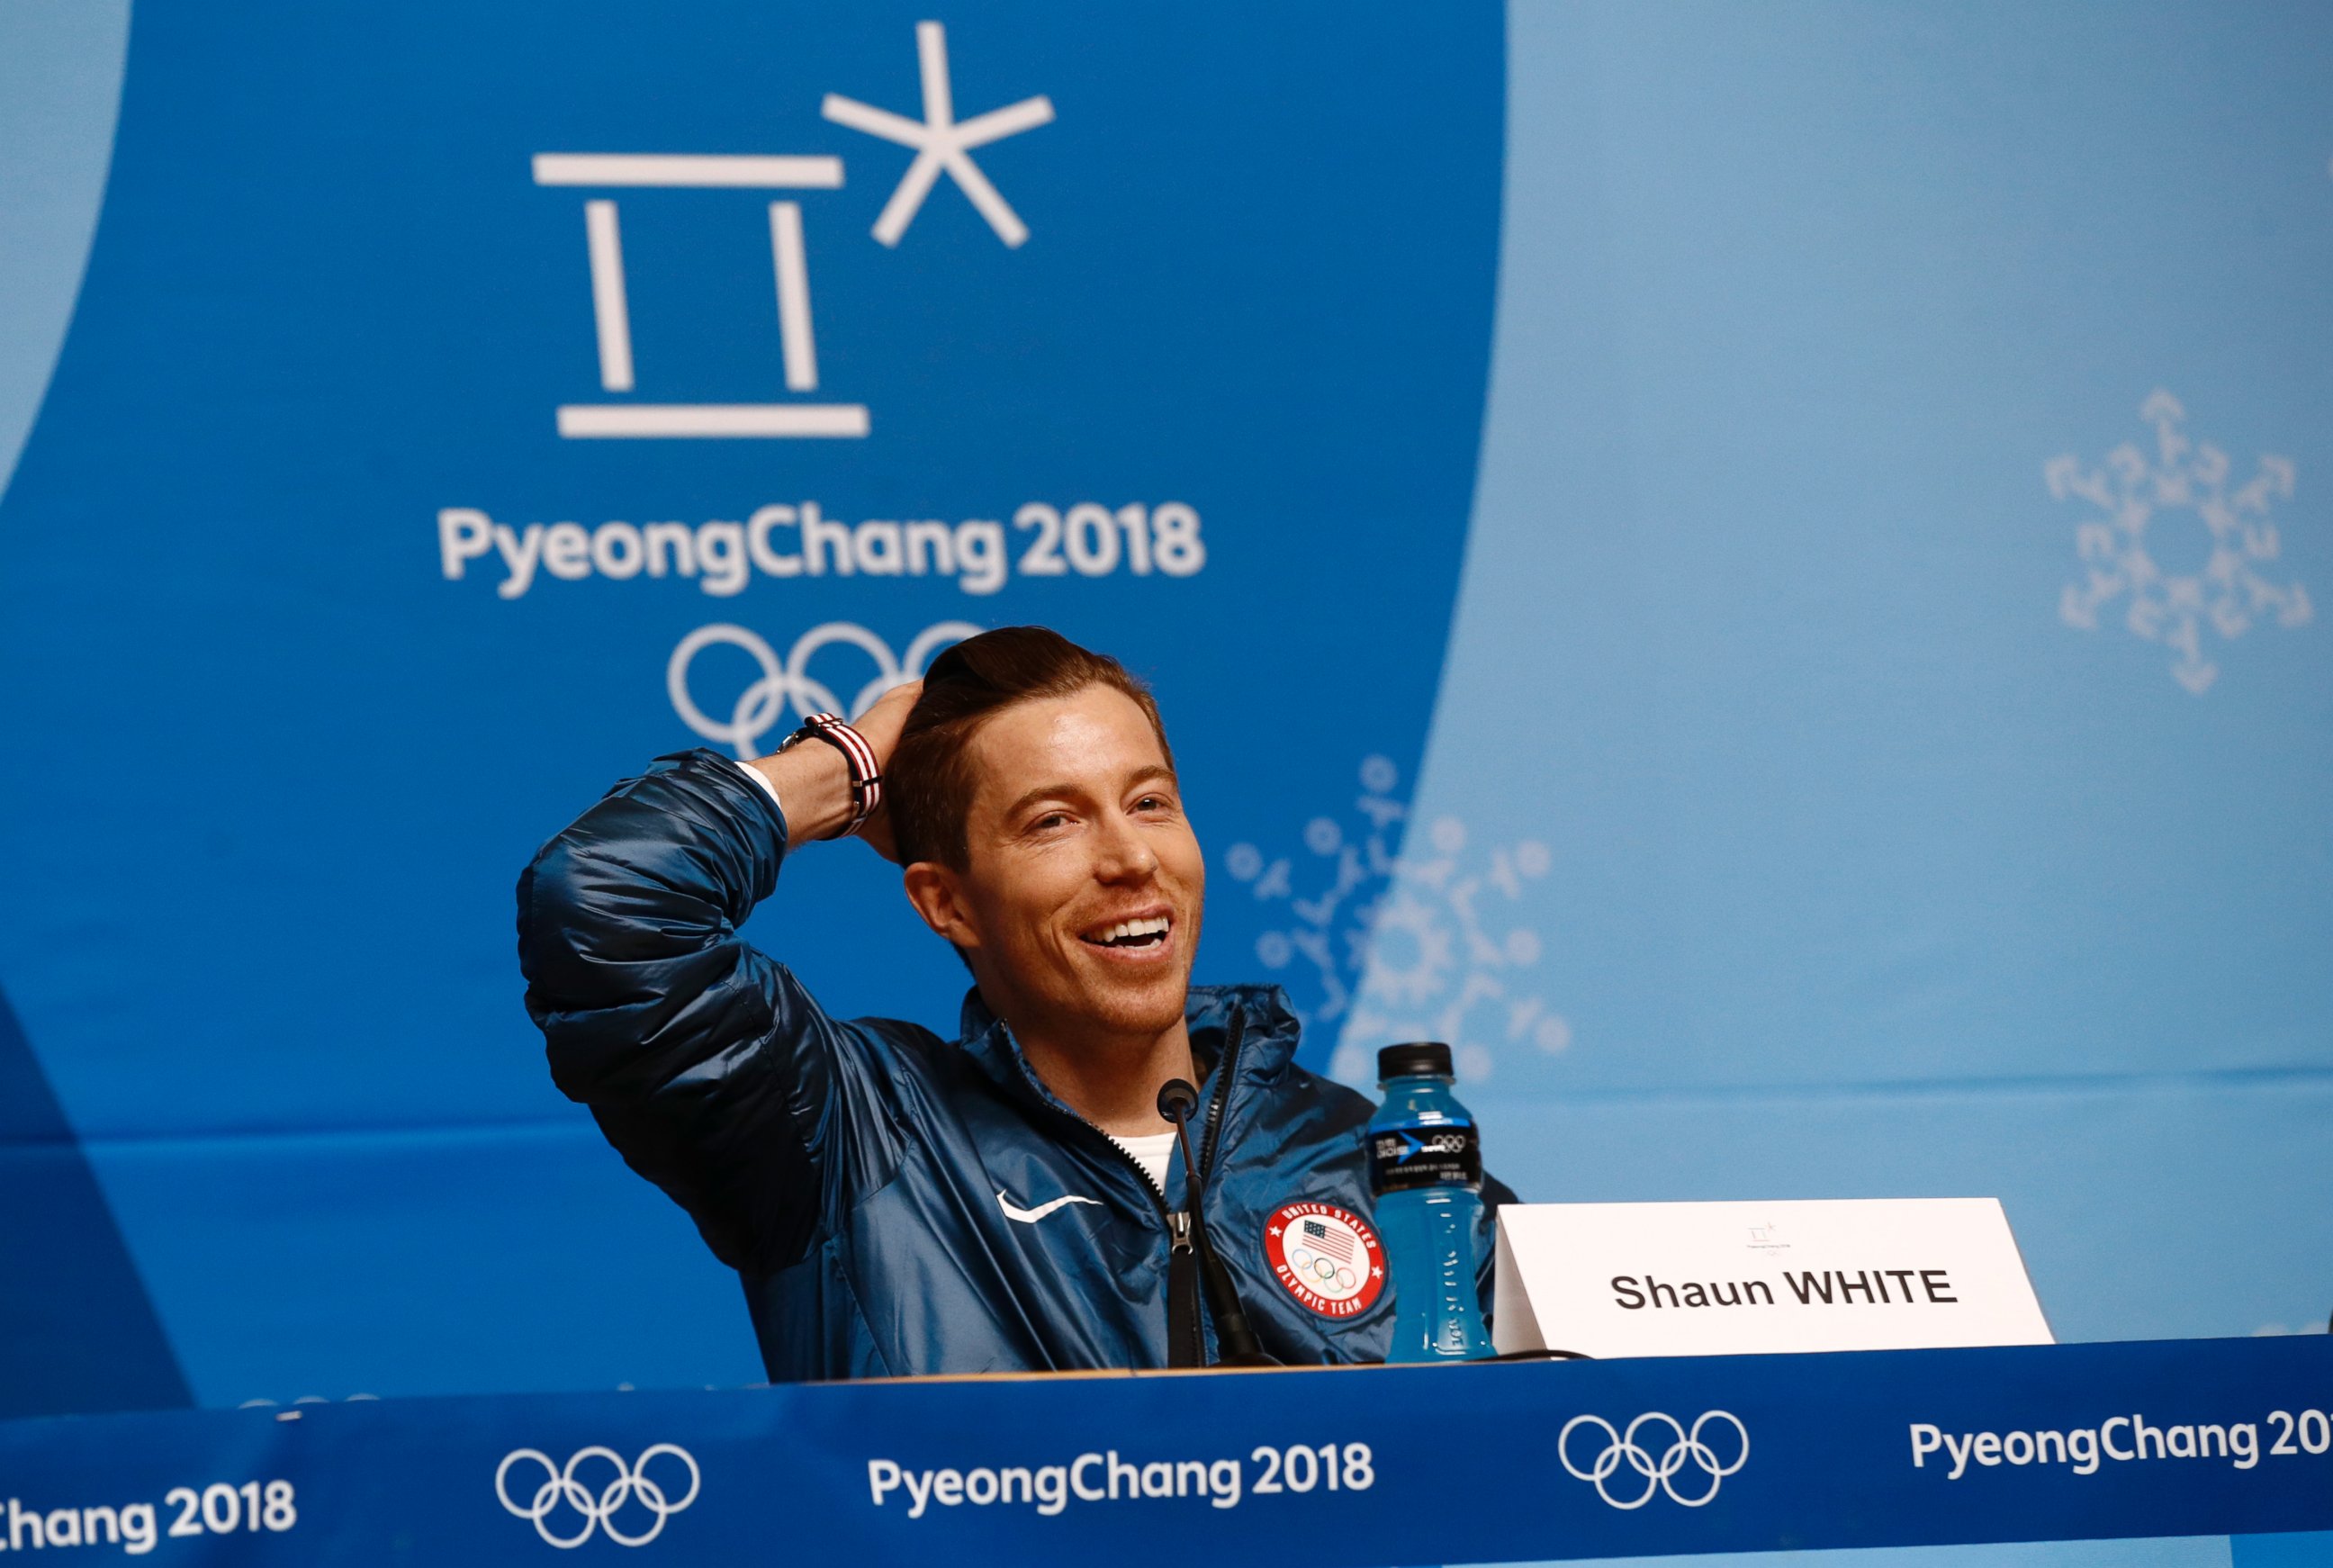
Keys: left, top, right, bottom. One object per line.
{"left": 432, "top": 20, "right": 1211, "bottom": 603}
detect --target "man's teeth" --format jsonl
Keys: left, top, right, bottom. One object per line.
{"left": 1088, "top": 916, "right": 1171, "bottom": 947}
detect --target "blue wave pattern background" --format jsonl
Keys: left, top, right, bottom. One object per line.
{"left": 0, "top": 0, "right": 1499, "bottom": 1409}
{"left": 0, "top": 15, "right": 2327, "bottom": 1568}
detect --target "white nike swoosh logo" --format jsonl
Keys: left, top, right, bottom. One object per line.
{"left": 997, "top": 1189, "right": 1103, "bottom": 1224}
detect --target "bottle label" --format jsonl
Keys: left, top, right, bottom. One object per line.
{"left": 1370, "top": 1122, "right": 1482, "bottom": 1193}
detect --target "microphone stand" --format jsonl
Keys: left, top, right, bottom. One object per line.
{"left": 1157, "top": 1077, "right": 1273, "bottom": 1367}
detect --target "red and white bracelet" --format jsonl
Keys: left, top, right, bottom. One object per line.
{"left": 778, "top": 713, "right": 883, "bottom": 836}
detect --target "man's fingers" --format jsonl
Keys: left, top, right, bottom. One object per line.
{"left": 852, "top": 680, "right": 918, "bottom": 859}
{"left": 856, "top": 679, "right": 923, "bottom": 760}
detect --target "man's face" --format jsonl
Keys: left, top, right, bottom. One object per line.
{"left": 942, "top": 684, "right": 1204, "bottom": 1044}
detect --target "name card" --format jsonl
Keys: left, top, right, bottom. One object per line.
{"left": 1492, "top": 1198, "right": 2053, "bottom": 1358}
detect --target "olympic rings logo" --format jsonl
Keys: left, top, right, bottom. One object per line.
{"left": 494, "top": 1445, "right": 701, "bottom": 1548}
{"left": 667, "top": 620, "right": 984, "bottom": 758}
{"left": 1557, "top": 1410, "right": 1749, "bottom": 1509}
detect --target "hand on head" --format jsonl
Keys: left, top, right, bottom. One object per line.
{"left": 849, "top": 679, "right": 921, "bottom": 863}
{"left": 743, "top": 679, "right": 922, "bottom": 857}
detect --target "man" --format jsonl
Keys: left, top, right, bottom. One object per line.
{"left": 518, "top": 626, "right": 1506, "bottom": 1380}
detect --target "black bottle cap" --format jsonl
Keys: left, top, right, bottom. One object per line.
{"left": 1377, "top": 1041, "right": 1454, "bottom": 1080}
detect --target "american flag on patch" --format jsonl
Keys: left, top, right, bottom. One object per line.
{"left": 1301, "top": 1219, "right": 1353, "bottom": 1262}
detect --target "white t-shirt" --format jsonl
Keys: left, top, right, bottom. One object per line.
{"left": 1107, "top": 1131, "right": 1178, "bottom": 1194}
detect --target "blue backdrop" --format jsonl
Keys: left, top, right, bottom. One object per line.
{"left": 1, "top": 0, "right": 2326, "bottom": 1520}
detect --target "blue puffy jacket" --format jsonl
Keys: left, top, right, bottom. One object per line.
{"left": 518, "top": 749, "right": 1509, "bottom": 1381}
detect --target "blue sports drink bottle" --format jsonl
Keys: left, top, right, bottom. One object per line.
{"left": 1368, "top": 1041, "right": 1495, "bottom": 1363}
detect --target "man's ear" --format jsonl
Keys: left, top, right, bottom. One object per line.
{"left": 902, "top": 860, "right": 982, "bottom": 951}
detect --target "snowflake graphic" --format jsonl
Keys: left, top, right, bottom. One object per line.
{"left": 1223, "top": 757, "right": 1571, "bottom": 1086}
{"left": 1223, "top": 754, "right": 1405, "bottom": 1032}
{"left": 2049, "top": 390, "right": 2312, "bottom": 693}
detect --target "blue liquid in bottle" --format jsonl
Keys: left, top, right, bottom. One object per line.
{"left": 1368, "top": 1041, "right": 1494, "bottom": 1363}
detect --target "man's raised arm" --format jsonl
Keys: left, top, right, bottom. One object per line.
{"left": 513, "top": 683, "right": 921, "bottom": 1275}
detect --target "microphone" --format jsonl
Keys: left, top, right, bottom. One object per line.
{"left": 1156, "top": 1076, "right": 1201, "bottom": 1124}
{"left": 1157, "top": 1075, "right": 1272, "bottom": 1367}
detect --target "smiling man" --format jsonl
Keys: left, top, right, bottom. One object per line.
{"left": 518, "top": 626, "right": 1505, "bottom": 1380}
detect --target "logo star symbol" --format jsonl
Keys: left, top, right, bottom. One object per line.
{"left": 822, "top": 21, "right": 1055, "bottom": 248}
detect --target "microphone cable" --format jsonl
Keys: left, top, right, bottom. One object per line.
{"left": 1158, "top": 1074, "right": 1275, "bottom": 1367}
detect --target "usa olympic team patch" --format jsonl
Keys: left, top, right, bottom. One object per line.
{"left": 1263, "top": 1202, "right": 1384, "bottom": 1317}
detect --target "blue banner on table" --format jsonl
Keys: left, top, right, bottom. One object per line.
{"left": 2, "top": 1341, "right": 2329, "bottom": 1564}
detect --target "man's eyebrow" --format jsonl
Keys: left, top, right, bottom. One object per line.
{"left": 998, "top": 765, "right": 1178, "bottom": 825}
{"left": 1000, "top": 781, "right": 1077, "bottom": 824}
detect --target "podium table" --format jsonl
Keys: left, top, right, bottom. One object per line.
{"left": 2, "top": 1336, "right": 2328, "bottom": 1564}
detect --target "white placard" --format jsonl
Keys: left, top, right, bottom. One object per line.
{"left": 1493, "top": 1198, "right": 2053, "bottom": 1359}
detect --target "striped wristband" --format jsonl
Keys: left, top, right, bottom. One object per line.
{"left": 780, "top": 713, "right": 883, "bottom": 836}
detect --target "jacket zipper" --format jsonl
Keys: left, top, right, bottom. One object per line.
{"left": 1197, "top": 1005, "right": 1246, "bottom": 1185}
{"left": 1177, "top": 1004, "right": 1248, "bottom": 1366}
{"left": 1082, "top": 1118, "right": 1203, "bottom": 1368}
{"left": 1018, "top": 1008, "right": 1244, "bottom": 1369}
{"left": 1041, "top": 1098, "right": 1206, "bottom": 1365}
